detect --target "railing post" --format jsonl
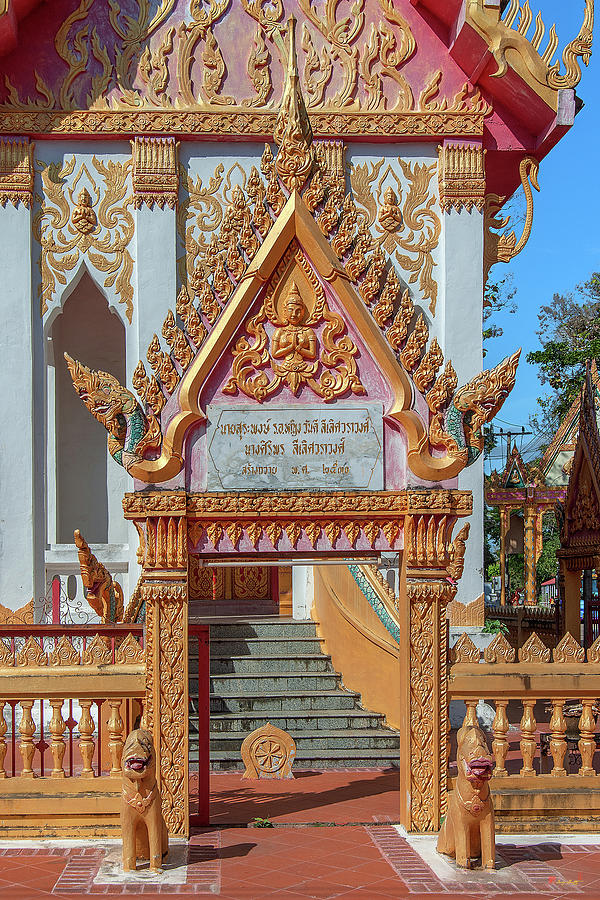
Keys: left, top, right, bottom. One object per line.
{"left": 49, "top": 699, "right": 66, "bottom": 778}
{"left": 18, "top": 700, "right": 36, "bottom": 777}
{"left": 78, "top": 699, "right": 95, "bottom": 777}
{"left": 578, "top": 700, "right": 596, "bottom": 776}
{"left": 519, "top": 699, "right": 537, "bottom": 776}
{"left": 491, "top": 700, "right": 509, "bottom": 776}
{"left": 107, "top": 699, "right": 124, "bottom": 776}
{"left": 0, "top": 700, "right": 7, "bottom": 778}
{"left": 549, "top": 699, "right": 567, "bottom": 776}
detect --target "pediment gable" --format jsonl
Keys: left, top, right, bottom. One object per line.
{"left": 65, "top": 20, "right": 520, "bottom": 487}
{"left": 562, "top": 363, "right": 600, "bottom": 545}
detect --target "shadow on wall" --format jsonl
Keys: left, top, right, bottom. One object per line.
{"left": 51, "top": 272, "right": 126, "bottom": 544}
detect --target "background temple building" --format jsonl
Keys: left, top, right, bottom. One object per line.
{"left": 0, "top": 0, "right": 596, "bottom": 841}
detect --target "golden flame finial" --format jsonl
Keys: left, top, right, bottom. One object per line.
{"left": 273, "top": 15, "right": 314, "bottom": 193}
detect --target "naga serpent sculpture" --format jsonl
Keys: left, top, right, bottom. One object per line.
{"left": 64, "top": 353, "right": 161, "bottom": 472}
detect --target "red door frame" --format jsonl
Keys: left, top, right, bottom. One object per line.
{"left": 189, "top": 622, "right": 210, "bottom": 826}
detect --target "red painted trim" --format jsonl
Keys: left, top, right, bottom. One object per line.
{"left": 270, "top": 566, "right": 279, "bottom": 608}
{"left": 189, "top": 623, "right": 210, "bottom": 828}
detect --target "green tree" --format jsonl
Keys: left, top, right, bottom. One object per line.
{"left": 527, "top": 272, "right": 600, "bottom": 436}
{"left": 483, "top": 275, "right": 516, "bottom": 356}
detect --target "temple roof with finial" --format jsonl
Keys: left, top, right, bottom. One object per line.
{"left": 273, "top": 15, "right": 314, "bottom": 194}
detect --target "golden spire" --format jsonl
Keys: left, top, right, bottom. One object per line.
{"left": 273, "top": 15, "right": 314, "bottom": 193}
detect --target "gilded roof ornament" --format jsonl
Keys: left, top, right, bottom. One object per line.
{"left": 273, "top": 15, "right": 315, "bottom": 193}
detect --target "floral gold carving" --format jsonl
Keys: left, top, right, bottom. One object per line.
{"left": 484, "top": 157, "right": 539, "bottom": 282}
{"left": 132, "top": 136, "right": 178, "bottom": 209}
{"left": 438, "top": 143, "right": 486, "bottom": 213}
{"left": 49, "top": 636, "right": 80, "bottom": 666}
{"left": 553, "top": 631, "right": 585, "bottom": 663}
{"left": 273, "top": 17, "right": 315, "bottom": 193}
{"left": 223, "top": 242, "right": 364, "bottom": 402}
{"left": 16, "top": 636, "right": 47, "bottom": 667}
{"left": 116, "top": 633, "right": 145, "bottom": 665}
{"left": 34, "top": 156, "right": 134, "bottom": 320}
{"left": 451, "top": 632, "right": 479, "bottom": 664}
{"left": 81, "top": 634, "right": 112, "bottom": 666}
{"left": 351, "top": 158, "right": 441, "bottom": 314}
{"left": 518, "top": 631, "right": 550, "bottom": 663}
{"left": 0, "top": 138, "right": 34, "bottom": 208}
{"left": 0, "top": 639, "right": 14, "bottom": 668}
{"left": 588, "top": 634, "right": 600, "bottom": 664}
{"left": 483, "top": 632, "right": 516, "bottom": 664}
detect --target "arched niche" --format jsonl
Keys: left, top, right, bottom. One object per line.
{"left": 49, "top": 270, "right": 127, "bottom": 544}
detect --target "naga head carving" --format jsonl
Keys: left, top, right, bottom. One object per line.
{"left": 64, "top": 353, "right": 161, "bottom": 471}
{"left": 451, "top": 349, "right": 521, "bottom": 464}
{"left": 74, "top": 528, "right": 124, "bottom": 623}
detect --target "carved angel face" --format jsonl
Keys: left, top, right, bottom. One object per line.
{"left": 284, "top": 297, "right": 307, "bottom": 326}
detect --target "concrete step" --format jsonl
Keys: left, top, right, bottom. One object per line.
{"left": 208, "top": 729, "right": 400, "bottom": 752}
{"left": 209, "top": 636, "right": 324, "bottom": 656}
{"left": 208, "top": 654, "right": 334, "bottom": 675}
{"left": 203, "top": 690, "right": 362, "bottom": 713}
{"left": 207, "top": 619, "right": 317, "bottom": 640}
{"left": 206, "top": 748, "right": 400, "bottom": 771}
{"left": 209, "top": 672, "right": 341, "bottom": 693}
{"left": 207, "top": 710, "right": 385, "bottom": 732}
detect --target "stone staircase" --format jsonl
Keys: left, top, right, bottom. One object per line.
{"left": 189, "top": 617, "right": 400, "bottom": 771}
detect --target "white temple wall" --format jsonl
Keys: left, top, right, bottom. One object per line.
{"left": 439, "top": 205, "right": 485, "bottom": 607}
{"left": 0, "top": 138, "right": 486, "bottom": 611}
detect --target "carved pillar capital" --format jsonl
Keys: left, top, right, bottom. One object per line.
{"left": 132, "top": 136, "right": 179, "bottom": 210}
{"left": 437, "top": 141, "right": 486, "bottom": 214}
{"left": 0, "top": 137, "right": 34, "bottom": 209}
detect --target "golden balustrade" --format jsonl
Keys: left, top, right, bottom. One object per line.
{"left": 450, "top": 631, "right": 600, "bottom": 829}
{"left": 0, "top": 626, "right": 145, "bottom": 837}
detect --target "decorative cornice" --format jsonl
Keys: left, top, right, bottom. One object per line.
{"left": 123, "top": 490, "right": 472, "bottom": 519}
{"left": 0, "top": 109, "right": 487, "bottom": 139}
{"left": 437, "top": 143, "right": 485, "bottom": 213}
{"left": 132, "top": 136, "right": 178, "bottom": 210}
{"left": 0, "top": 137, "right": 33, "bottom": 208}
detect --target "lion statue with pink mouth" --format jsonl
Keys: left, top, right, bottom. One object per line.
{"left": 437, "top": 723, "right": 495, "bottom": 870}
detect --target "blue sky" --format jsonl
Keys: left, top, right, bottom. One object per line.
{"left": 484, "top": 2, "right": 599, "bottom": 467}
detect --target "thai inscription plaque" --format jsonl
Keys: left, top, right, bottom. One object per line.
{"left": 207, "top": 404, "right": 383, "bottom": 491}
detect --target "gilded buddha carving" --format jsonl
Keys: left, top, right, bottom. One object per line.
{"left": 377, "top": 185, "right": 403, "bottom": 234}
{"left": 270, "top": 282, "right": 318, "bottom": 393}
{"left": 71, "top": 187, "right": 97, "bottom": 235}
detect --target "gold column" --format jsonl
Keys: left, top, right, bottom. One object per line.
{"left": 399, "top": 511, "right": 465, "bottom": 832}
{"left": 127, "top": 491, "right": 189, "bottom": 837}
{"left": 562, "top": 561, "right": 582, "bottom": 641}
{"left": 524, "top": 505, "right": 537, "bottom": 606}
{"left": 499, "top": 506, "right": 508, "bottom": 606}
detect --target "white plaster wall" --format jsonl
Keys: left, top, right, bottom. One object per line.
{"left": 0, "top": 202, "right": 43, "bottom": 604}
{"left": 439, "top": 206, "right": 485, "bottom": 606}
{"left": 292, "top": 565, "right": 315, "bottom": 619}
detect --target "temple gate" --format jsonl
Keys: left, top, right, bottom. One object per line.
{"left": 0, "top": 0, "right": 591, "bottom": 837}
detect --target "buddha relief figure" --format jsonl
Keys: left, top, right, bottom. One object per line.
{"left": 270, "top": 281, "right": 318, "bottom": 394}
{"left": 71, "top": 187, "right": 97, "bottom": 236}
{"left": 378, "top": 185, "right": 403, "bottom": 234}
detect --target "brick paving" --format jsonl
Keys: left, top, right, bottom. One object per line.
{"left": 0, "top": 827, "right": 598, "bottom": 899}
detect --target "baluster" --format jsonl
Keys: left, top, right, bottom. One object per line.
{"left": 49, "top": 699, "right": 66, "bottom": 778}
{"left": 520, "top": 699, "right": 537, "bottom": 776}
{"left": 108, "top": 700, "right": 124, "bottom": 776}
{"left": 0, "top": 701, "right": 7, "bottom": 778}
{"left": 549, "top": 699, "right": 567, "bottom": 776}
{"left": 461, "top": 699, "right": 478, "bottom": 731}
{"left": 18, "top": 700, "right": 36, "bottom": 778}
{"left": 78, "top": 700, "right": 95, "bottom": 777}
{"left": 578, "top": 700, "right": 596, "bottom": 776}
{"left": 492, "top": 700, "right": 509, "bottom": 776}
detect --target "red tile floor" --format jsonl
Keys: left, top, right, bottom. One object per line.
{"left": 0, "top": 827, "right": 600, "bottom": 899}
{"left": 1, "top": 769, "right": 600, "bottom": 900}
